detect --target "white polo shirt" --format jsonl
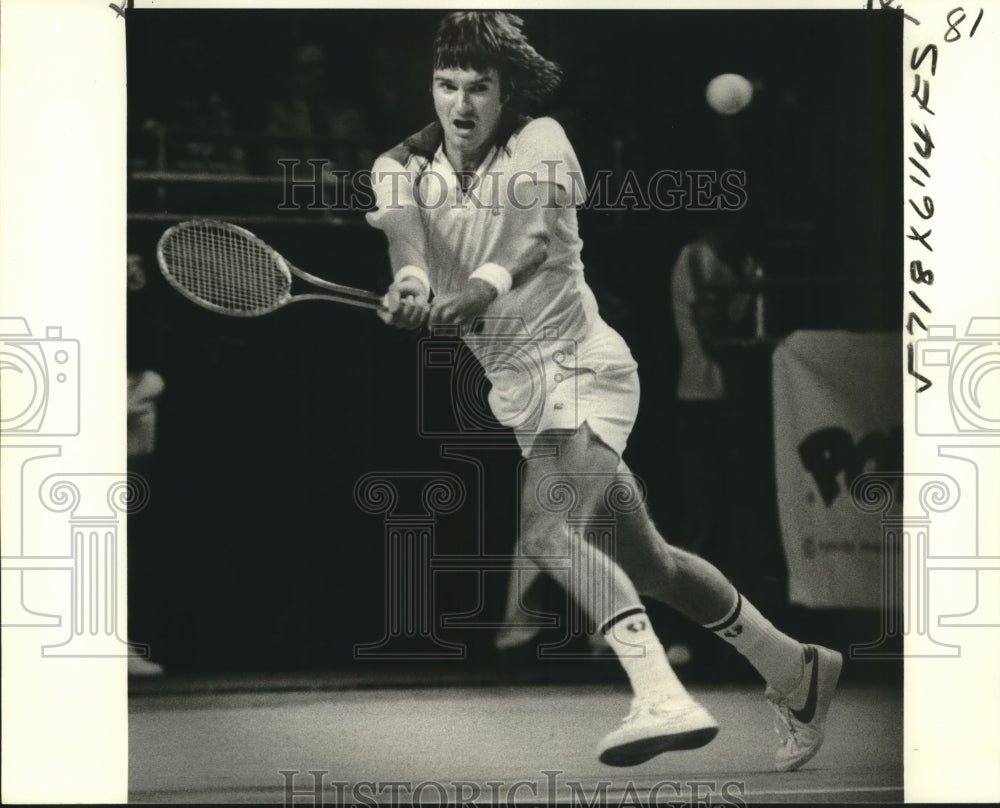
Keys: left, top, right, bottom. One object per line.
{"left": 368, "top": 115, "right": 611, "bottom": 340}
{"left": 368, "top": 115, "right": 638, "bottom": 448}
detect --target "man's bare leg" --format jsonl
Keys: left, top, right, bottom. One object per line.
{"left": 517, "top": 425, "right": 717, "bottom": 765}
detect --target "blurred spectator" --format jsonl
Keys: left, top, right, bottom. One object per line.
{"left": 172, "top": 91, "right": 246, "bottom": 173}
{"left": 127, "top": 253, "right": 167, "bottom": 678}
{"left": 253, "top": 43, "right": 373, "bottom": 175}
{"left": 128, "top": 370, "right": 165, "bottom": 459}
{"left": 164, "top": 37, "right": 246, "bottom": 173}
{"left": 670, "top": 221, "right": 758, "bottom": 564}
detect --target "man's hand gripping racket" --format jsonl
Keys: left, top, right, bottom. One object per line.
{"left": 380, "top": 275, "right": 430, "bottom": 330}
{"left": 157, "top": 220, "right": 389, "bottom": 317}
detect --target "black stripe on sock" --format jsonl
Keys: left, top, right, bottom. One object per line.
{"left": 704, "top": 592, "right": 742, "bottom": 633}
{"left": 599, "top": 607, "right": 646, "bottom": 636}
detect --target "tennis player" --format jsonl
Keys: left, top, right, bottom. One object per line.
{"left": 367, "top": 11, "right": 840, "bottom": 771}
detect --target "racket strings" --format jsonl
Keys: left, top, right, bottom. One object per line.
{"left": 162, "top": 222, "right": 290, "bottom": 313}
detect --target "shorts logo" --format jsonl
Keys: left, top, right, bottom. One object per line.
{"left": 626, "top": 620, "right": 647, "bottom": 633}
{"left": 723, "top": 624, "right": 744, "bottom": 639}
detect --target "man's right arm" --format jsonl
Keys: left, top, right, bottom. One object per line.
{"left": 366, "top": 154, "right": 431, "bottom": 328}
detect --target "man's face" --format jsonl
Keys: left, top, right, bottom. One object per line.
{"left": 432, "top": 66, "right": 504, "bottom": 161}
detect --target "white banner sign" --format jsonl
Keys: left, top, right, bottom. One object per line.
{"left": 773, "top": 331, "right": 902, "bottom": 608}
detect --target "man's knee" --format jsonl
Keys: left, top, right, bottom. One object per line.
{"left": 518, "top": 485, "right": 598, "bottom": 561}
{"left": 519, "top": 425, "right": 624, "bottom": 557}
{"left": 520, "top": 475, "right": 567, "bottom": 555}
{"left": 518, "top": 528, "right": 566, "bottom": 564}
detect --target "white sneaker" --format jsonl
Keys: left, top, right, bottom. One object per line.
{"left": 597, "top": 695, "right": 719, "bottom": 766}
{"left": 766, "top": 644, "right": 842, "bottom": 772}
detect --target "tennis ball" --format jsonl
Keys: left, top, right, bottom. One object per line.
{"left": 705, "top": 73, "right": 754, "bottom": 115}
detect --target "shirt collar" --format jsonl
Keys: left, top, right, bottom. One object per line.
{"left": 433, "top": 142, "right": 499, "bottom": 177}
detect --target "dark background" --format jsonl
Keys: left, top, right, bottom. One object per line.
{"left": 126, "top": 9, "right": 902, "bottom": 680}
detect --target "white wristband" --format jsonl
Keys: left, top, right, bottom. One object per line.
{"left": 394, "top": 265, "right": 431, "bottom": 294}
{"left": 469, "top": 262, "right": 513, "bottom": 297}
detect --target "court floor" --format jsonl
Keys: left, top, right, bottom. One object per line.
{"left": 130, "top": 680, "right": 902, "bottom": 804}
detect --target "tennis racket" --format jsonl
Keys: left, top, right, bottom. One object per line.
{"left": 156, "top": 219, "right": 386, "bottom": 317}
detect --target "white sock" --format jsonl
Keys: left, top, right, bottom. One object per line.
{"left": 600, "top": 607, "right": 688, "bottom": 702}
{"left": 705, "top": 591, "right": 804, "bottom": 696}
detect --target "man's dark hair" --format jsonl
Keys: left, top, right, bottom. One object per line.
{"left": 433, "top": 11, "right": 561, "bottom": 110}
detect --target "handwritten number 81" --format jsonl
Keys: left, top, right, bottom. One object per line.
{"left": 945, "top": 7, "right": 984, "bottom": 42}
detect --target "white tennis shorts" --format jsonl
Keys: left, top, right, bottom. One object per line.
{"left": 483, "top": 325, "right": 640, "bottom": 459}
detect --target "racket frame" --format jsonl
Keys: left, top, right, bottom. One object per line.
{"left": 156, "top": 219, "right": 385, "bottom": 317}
